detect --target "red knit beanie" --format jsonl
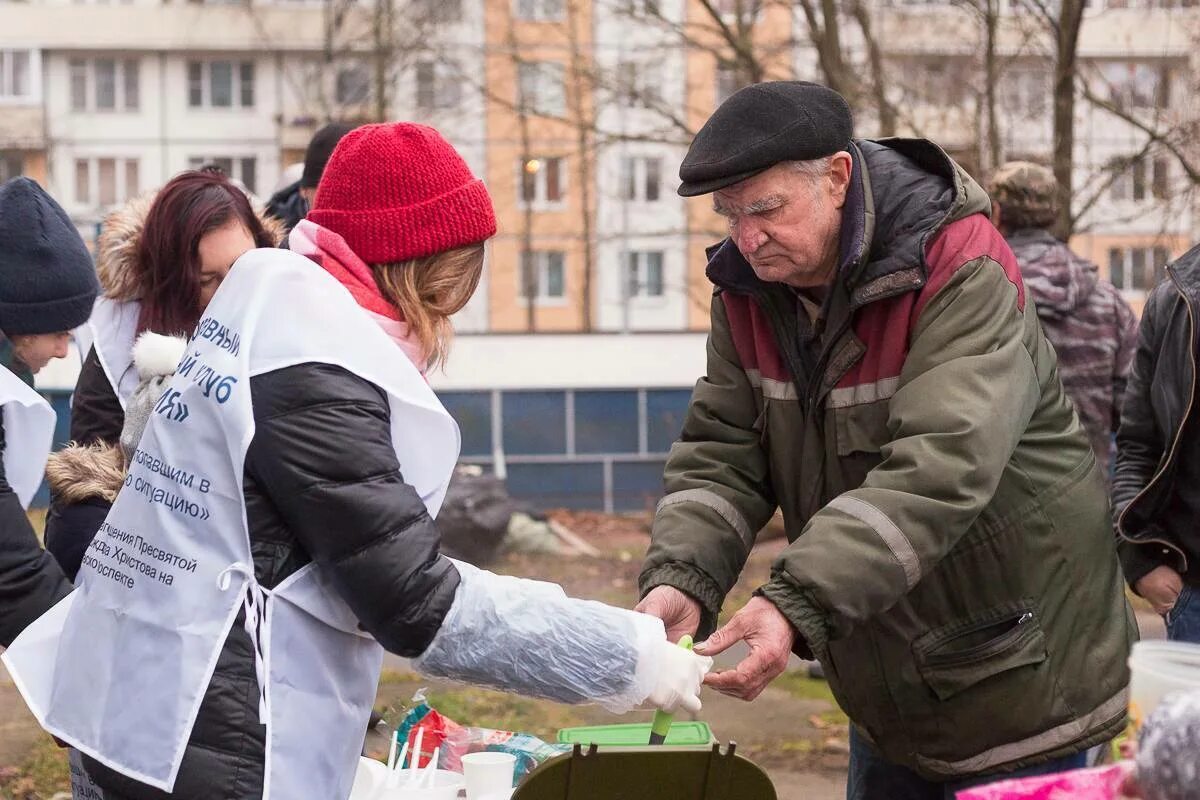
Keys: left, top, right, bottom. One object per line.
{"left": 308, "top": 123, "right": 497, "bottom": 264}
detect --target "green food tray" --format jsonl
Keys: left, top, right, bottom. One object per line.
{"left": 556, "top": 722, "right": 714, "bottom": 747}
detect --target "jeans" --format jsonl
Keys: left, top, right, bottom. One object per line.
{"left": 1165, "top": 584, "right": 1200, "bottom": 643}
{"left": 847, "top": 728, "right": 1089, "bottom": 800}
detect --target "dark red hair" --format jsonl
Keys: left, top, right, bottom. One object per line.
{"left": 135, "top": 170, "right": 274, "bottom": 335}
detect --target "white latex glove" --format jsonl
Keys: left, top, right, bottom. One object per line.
{"left": 644, "top": 640, "right": 713, "bottom": 715}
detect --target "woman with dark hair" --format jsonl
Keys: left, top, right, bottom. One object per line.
{"left": 44, "top": 170, "right": 281, "bottom": 579}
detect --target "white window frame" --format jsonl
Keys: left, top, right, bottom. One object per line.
{"left": 616, "top": 61, "right": 663, "bottom": 108}
{"left": 619, "top": 156, "right": 662, "bottom": 202}
{"left": 518, "top": 61, "right": 566, "bottom": 118}
{"left": 187, "top": 156, "right": 259, "bottom": 194}
{"left": 73, "top": 156, "right": 140, "bottom": 209}
{"left": 1110, "top": 155, "right": 1169, "bottom": 203}
{"left": 519, "top": 250, "right": 567, "bottom": 305}
{"left": 415, "top": 59, "right": 462, "bottom": 112}
{"left": 187, "top": 59, "right": 256, "bottom": 110}
{"left": 514, "top": 0, "right": 564, "bottom": 21}
{"left": 69, "top": 57, "right": 140, "bottom": 113}
{"left": 1107, "top": 244, "right": 1170, "bottom": 296}
{"left": 335, "top": 62, "right": 371, "bottom": 106}
{"left": 625, "top": 250, "right": 665, "bottom": 299}
{"left": 0, "top": 49, "right": 41, "bottom": 105}
{"left": 518, "top": 156, "right": 566, "bottom": 209}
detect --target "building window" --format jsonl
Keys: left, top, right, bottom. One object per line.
{"left": 74, "top": 157, "right": 140, "bottom": 207}
{"left": 620, "top": 156, "right": 661, "bottom": 202}
{"left": 1108, "top": 245, "right": 1170, "bottom": 292}
{"left": 1111, "top": 155, "right": 1169, "bottom": 202}
{"left": 336, "top": 63, "right": 370, "bottom": 106}
{"left": 0, "top": 152, "right": 21, "bottom": 182}
{"left": 520, "top": 250, "right": 566, "bottom": 301}
{"left": 188, "top": 156, "right": 258, "bottom": 194}
{"left": 0, "top": 50, "right": 35, "bottom": 101}
{"left": 187, "top": 60, "right": 255, "bottom": 109}
{"left": 715, "top": 61, "right": 750, "bottom": 106}
{"left": 617, "top": 61, "right": 662, "bottom": 107}
{"left": 1001, "top": 67, "right": 1048, "bottom": 118}
{"left": 70, "top": 58, "right": 139, "bottom": 112}
{"left": 1099, "top": 61, "right": 1171, "bottom": 111}
{"left": 625, "top": 0, "right": 659, "bottom": 14}
{"left": 519, "top": 157, "right": 565, "bottom": 206}
{"left": 626, "top": 251, "right": 664, "bottom": 297}
{"left": 415, "top": 60, "right": 462, "bottom": 111}
{"left": 518, "top": 61, "right": 566, "bottom": 117}
{"left": 415, "top": 0, "right": 463, "bottom": 22}
{"left": 515, "top": 0, "right": 564, "bottom": 20}
{"left": 714, "top": 0, "right": 761, "bottom": 21}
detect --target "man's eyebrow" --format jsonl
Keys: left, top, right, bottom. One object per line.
{"left": 713, "top": 194, "right": 787, "bottom": 217}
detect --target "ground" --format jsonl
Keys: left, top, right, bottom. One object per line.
{"left": 0, "top": 510, "right": 1164, "bottom": 800}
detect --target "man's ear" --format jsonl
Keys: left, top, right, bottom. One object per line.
{"left": 829, "top": 151, "right": 853, "bottom": 209}
{"left": 991, "top": 200, "right": 1003, "bottom": 228}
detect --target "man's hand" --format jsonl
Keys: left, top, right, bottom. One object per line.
{"left": 694, "top": 596, "right": 794, "bottom": 701}
{"left": 1136, "top": 565, "right": 1184, "bottom": 616}
{"left": 636, "top": 585, "right": 703, "bottom": 643}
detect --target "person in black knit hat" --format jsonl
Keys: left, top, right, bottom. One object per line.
{"left": 265, "top": 122, "right": 356, "bottom": 236}
{"left": 0, "top": 176, "right": 99, "bottom": 647}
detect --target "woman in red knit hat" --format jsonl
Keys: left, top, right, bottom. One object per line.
{"left": 5, "top": 123, "right": 710, "bottom": 800}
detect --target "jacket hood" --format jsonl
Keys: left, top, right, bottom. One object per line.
{"left": 707, "top": 137, "right": 992, "bottom": 305}
{"left": 96, "top": 193, "right": 287, "bottom": 300}
{"left": 1005, "top": 228, "right": 1100, "bottom": 318}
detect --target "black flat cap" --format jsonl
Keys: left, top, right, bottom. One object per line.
{"left": 678, "top": 81, "right": 853, "bottom": 197}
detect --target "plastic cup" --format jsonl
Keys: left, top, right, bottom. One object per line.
{"left": 462, "top": 752, "right": 516, "bottom": 799}
{"left": 1128, "top": 640, "right": 1200, "bottom": 731}
{"left": 350, "top": 757, "right": 388, "bottom": 800}
{"left": 375, "top": 769, "right": 464, "bottom": 800}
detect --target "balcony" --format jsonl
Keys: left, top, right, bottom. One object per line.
{"left": 0, "top": 106, "right": 45, "bottom": 149}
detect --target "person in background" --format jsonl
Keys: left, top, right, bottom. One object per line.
{"left": 0, "top": 177, "right": 98, "bottom": 646}
{"left": 43, "top": 171, "right": 283, "bottom": 579}
{"left": 1114, "top": 240, "right": 1200, "bottom": 645}
{"left": 989, "top": 161, "right": 1138, "bottom": 478}
{"left": 265, "top": 122, "right": 356, "bottom": 235}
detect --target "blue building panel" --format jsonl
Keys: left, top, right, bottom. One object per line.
{"left": 438, "top": 391, "right": 492, "bottom": 457}
{"left": 501, "top": 391, "right": 567, "bottom": 455}
{"left": 574, "top": 390, "right": 638, "bottom": 454}
{"left": 611, "top": 460, "right": 667, "bottom": 513}
{"left": 506, "top": 462, "right": 604, "bottom": 510}
{"left": 645, "top": 389, "right": 693, "bottom": 453}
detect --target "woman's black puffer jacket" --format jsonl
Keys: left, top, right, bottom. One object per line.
{"left": 79, "top": 361, "right": 461, "bottom": 799}
{"left": 0, "top": 413, "right": 74, "bottom": 648}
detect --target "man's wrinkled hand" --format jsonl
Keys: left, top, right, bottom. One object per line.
{"left": 1136, "top": 565, "right": 1184, "bottom": 616}
{"left": 636, "top": 585, "right": 702, "bottom": 644}
{"left": 694, "top": 596, "right": 794, "bottom": 701}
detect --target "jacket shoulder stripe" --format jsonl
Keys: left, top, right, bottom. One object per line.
{"left": 917, "top": 214, "right": 1026, "bottom": 320}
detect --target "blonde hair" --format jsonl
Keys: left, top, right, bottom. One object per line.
{"left": 371, "top": 243, "right": 485, "bottom": 370}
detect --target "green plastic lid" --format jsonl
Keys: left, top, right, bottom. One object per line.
{"left": 556, "top": 722, "right": 714, "bottom": 747}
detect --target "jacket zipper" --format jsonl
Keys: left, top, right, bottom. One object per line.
{"left": 924, "top": 612, "right": 1034, "bottom": 668}
{"left": 1116, "top": 270, "right": 1193, "bottom": 573}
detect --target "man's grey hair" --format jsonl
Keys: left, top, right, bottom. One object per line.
{"left": 788, "top": 156, "right": 835, "bottom": 183}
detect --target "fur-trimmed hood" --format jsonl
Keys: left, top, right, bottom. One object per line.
{"left": 45, "top": 441, "right": 124, "bottom": 504}
{"left": 96, "top": 192, "right": 288, "bottom": 299}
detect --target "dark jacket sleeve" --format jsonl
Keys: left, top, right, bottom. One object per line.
{"left": 0, "top": 419, "right": 73, "bottom": 648}
{"left": 244, "top": 362, "right": 460, "bottom": 657}
{"left": 1113, "top": 283, "right": 1170, "bottom": 588}
{"left": 70, "top": 346, "right": 125, "bottom": 447}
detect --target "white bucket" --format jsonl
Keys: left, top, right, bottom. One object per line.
{"left": 374, "top": 769, "right": 465, "bottom": 800}
{"left": 1128, "top": 640, "right": 1200, "bottom": 730}
{"left": 350, "top": 757, "right": 389, "bottom": 800}
{"left": 462, "top": 752, "right": 516, "bottom": 799}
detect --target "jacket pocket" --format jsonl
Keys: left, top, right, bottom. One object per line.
{"left": 914, "top": 605, "right": 1047, "bottom": 702}
{"left": 832, "top": 399, "right": 890, "bottom": 456}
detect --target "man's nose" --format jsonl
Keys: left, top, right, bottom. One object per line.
{"left": 54, "top": 338, "right": 70, "bottom": 358}
{"left": 735, "top": 223, "right": 766, "bottom": 255}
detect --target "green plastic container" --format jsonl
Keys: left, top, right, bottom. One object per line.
{"left": 556, "top": 722, "right": 714, "bottom": 747}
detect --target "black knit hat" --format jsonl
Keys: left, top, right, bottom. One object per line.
{"left": 678, "top": 81, "right": 853, "bottom": 197}
{"left": 300, "top": 123, "right": 357, "bottom": 188}
{"left": 0, "top": 177, "right": 100, "bottom": 336}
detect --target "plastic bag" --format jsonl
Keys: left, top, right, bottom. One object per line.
{"left": 954, "top": 763, "right": 1134, "bottom": 800}
{"left": 413, "top": 559, "right": 662, "bottom": 713}
{"left": 1137, "top": 689, "right": 1200, "bottom": 800}
{"left": 442, "top": 726, "right": 570, "bottom": 780}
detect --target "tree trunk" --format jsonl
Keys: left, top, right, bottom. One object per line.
{"left": 565, "top": 0, "right": 595, "bottom": 331}
{"left": 849, "top": 1, "right": 894, "bottom": 137}
{"left": 983, "top": 0, "right": 1001, "bottom": 171}
{"left": 372, "top": 0, "right": 392, "bottom": 122}
{"left": 1052, "top": 0, "right": 1085, "bottom": 239}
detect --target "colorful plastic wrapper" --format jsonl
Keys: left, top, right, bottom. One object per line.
{"left": 954, "top": 763, "right": 1134, "bottom": 800}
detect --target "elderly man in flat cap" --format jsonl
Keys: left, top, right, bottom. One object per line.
{"left": 635, "top": 82, "right": 1135, "bottom": 798}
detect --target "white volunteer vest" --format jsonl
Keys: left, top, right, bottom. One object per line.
{"left": 4, "top": 248, "right": 460, "bottom": 800}
{"left": 0, "top": 365, "right": 56, "bottom": 509}
{"left": 87, "top": 297, "right": 141, "bottom": 410}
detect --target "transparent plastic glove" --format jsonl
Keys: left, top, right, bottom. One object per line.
{"left": 644, "top": 640, "right": 713, "bottom": 714}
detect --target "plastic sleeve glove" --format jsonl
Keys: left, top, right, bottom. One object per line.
{"left": 414, "top": 559, "right": 672, "bottom": 713}
{"left": 644, "top": 640, "right": 713, "bottom": 715}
